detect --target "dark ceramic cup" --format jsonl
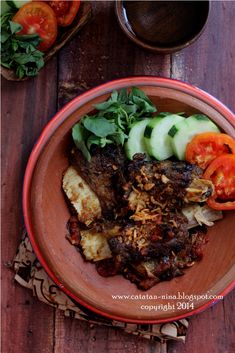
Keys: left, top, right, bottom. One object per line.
{"left": 115, "top": 0, "right": 210, "bottom": 53}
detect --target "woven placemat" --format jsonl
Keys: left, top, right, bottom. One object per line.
{"left": 12, "top": 232, "right": 189, "bottom": 343}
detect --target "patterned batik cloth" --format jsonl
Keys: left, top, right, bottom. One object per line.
{"left": 12, "top": 233, "right": 189, "bottom": 343}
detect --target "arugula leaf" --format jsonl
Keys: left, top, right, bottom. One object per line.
{"left": 83, "top": 116, "right": 117, "bottom": 137}
{"left": 130, "top": 87, "right": 156, "bottom": 106}
{"left": 1, "top": 31, "right": 11, "bottom": 43}
{"left": 131, "top": 87, "right": 152, "bottom": 102}
{"left": 99, "top": 137, "right": 113, "bottom": 147}
{"left": 9, "top": 21, "right": 22, "bottom": 34}
{"left": 0, "top": 11, "right": 16, "bottom": 27}
{"left": 111, "top": 131, "right": 127, "bottom": 145}
{"left": 118, "top": 88, "right": 128, "bottom": 103}
{"left": 16, "top": 65, "right": 25, "bottom": 79}
{"left": 110, "top": 90, "right": 118, "bottom": 102}
{"left": 87, "top": 135, "right": 102, "bottom": 149}
{"left": 72, "top": 123, "right": 91, "bottom": 162}
{"left": 95, "top": 100, "right": 115, "bottom": 111}
{"left": 132, "top": 95, "right": 156, "bottom": 113}
{"left": 0, "top": 15, "right": 44, "bottom": 78}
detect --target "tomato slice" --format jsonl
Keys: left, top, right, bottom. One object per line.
{"left": 13, "top": 2, "right": 57, "bottom": 52}
{"left": 56, "top": 0, "right": 81, "bottom": 27}
{"left": 203, "top": 154, "right": 235, "bottom": 210}
{"left": 48, "top": 1, "right": 69, "bottom": 16}
{"left": 185, "top": 132, "right": 235, "bottom": 170}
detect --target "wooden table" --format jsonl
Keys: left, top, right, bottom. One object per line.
{"left": 2, "top": 2, "right": 235, "bottom": 352}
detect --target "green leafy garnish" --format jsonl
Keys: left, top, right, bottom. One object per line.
{"left": 72, "top": 88, "right": 157, "bottom": 161}
{"left": 1, "top": 13, "right": 45, "bottom": 78}
{"left": 83, "top": 116, "right": 117, "bottom": 137}
{"left": 72, "top": 123, "right": 91, "bottom": 162}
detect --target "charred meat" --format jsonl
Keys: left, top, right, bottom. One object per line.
{"left": 79, "top": 212, "right": 208, "bottom": 290}
{"left": 123, "top": 154, "right": 214, "bottom": 213}
{"left": 70, "top": 145, "right": 125, "bottom": 218}
{"left": 65, "top": 148, "right": 218, "bottom": 290}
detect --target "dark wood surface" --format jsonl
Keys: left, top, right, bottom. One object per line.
{"left": 1, "top": 2, "right": 235, "bottom": 353}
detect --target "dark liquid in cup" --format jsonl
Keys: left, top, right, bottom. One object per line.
{"left": 123, "top": 1, "right": 209, "bottom": 47}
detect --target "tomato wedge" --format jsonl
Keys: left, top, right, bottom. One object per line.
{"left": 185, "top": 132, "right": 235, "bottom": 170}
{"left": 48, "top": 1, "right": 70, "bottom": 16}
{"left": 203, "top": 154, "right": 235, "bottom": 210}
{"left": 13, "top": 2, "right": 57, "bottom": 52}
{"left": 55, "top": 0, "right": 81, "bottom": 27}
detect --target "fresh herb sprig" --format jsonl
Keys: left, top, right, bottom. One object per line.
{"left": 72, "top": 87, "right": 157, "bottom": 161}
{"left": 1, "top": 13, "right": 44, "bottom": 78}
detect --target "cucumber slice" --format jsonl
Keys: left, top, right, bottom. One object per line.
{"left": 125, "top": 119, "right": 151, "bottom": 160}
{"left": 168, "top": 114, "right": 220, "bottom": 160}
{"left": 144, "top": 114, "right": 185, "bottom": 160}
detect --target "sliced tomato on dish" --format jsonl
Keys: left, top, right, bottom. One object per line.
{"left": 185, "top": 132, "right": 235, "bottom": 170}
{"left": 203, "top": 154, "right": 235, "bottom": 210}
{"left": 48, "top": 1, "right": 70, "bottom": 16}
{"left": 13, "top": 1, "right": 58, "bottom": 52}
{"left": 55, "top": 0, "right": 81, "bottom": 27}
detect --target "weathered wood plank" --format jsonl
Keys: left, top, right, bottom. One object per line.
{"left": 168, "top": 290, "right": 235, "bottom": 353}
{"left": 1, "top": 57, "right": 58, "bottom": 353}
{"left": 57, "top": 1, "right": 170, "bottom": 108}
{"left": 54, "top": 310, "right": 166, "bottom": 353}
{"left": 222, "top": 289, "right": 235, "bottom": 353}
{"left": 171, "top": 1, "right": 235, "bottom": 111}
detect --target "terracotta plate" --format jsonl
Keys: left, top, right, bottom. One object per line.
{"left": 23, "top": 77, "right": 235, "bottom": 323}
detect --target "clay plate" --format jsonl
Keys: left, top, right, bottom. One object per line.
{"left": 23, "top": 77, "right": 235, "bottom": 323}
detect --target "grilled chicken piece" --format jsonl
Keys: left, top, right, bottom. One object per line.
{"left": 65, "top": 149, "right": 219, "bottom": 291}
{"left": 108, "top": 212, "right": 189, "bottom": 260}
{"left": 123, "top": 154, "right": 214, "bottom": 213}
{"left": 92, "top": 215, "right": 208, "bottom": 290}
{"left": 79, "top": 211, "right": 188, "bottom": 265}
